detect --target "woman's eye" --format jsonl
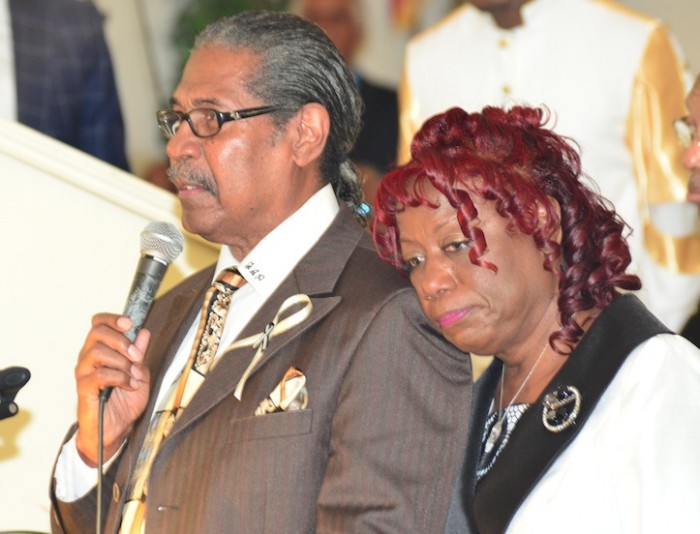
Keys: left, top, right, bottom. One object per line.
{"left": 444, "top": 240, "right": 471, "bottom": 252}
{"left": 400, "top": 255, "right": 424, "bottom": 272}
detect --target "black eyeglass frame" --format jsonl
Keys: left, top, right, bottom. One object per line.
{"left": 156, "top": 105, "right": 279, "bottom": 139}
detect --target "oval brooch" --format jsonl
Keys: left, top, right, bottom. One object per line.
{"left": 542, "top": 385, "right": 582, "bottom": 433}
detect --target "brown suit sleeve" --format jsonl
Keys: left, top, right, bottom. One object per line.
{"left": 316, "top": 288, "right": 472, "bottom": 533}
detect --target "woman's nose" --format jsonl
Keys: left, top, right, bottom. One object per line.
{"left": 419, "top": 256, "right": 457, "bottom": 301}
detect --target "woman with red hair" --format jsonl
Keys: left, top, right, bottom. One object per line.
{"left": 373, "top": 106, "right": 700, "bottom": 533}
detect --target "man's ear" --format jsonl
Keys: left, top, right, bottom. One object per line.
{"left": 291, "top": 103, "right": 330, "bottom": 168}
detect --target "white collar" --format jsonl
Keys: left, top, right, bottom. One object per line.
{"left": 214, "top": 183, "right": 340, "bottom": 298}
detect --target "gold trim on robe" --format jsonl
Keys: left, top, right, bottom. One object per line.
{"left": 626, "top": 24, "right": 700, "bottom": 273}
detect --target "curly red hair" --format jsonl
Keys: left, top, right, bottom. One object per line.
{"left": 372, "top": 106, "right": 641, "bottom": 352}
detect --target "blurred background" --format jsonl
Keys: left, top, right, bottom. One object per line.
{"left": 94, "top": 0, "right": 700, "bottom": 185}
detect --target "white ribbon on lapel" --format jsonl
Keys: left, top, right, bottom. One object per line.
{"left": 213, "top": 294, "right": 313, "bottom": 401}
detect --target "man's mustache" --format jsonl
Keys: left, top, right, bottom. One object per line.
{"left": 167, "top": 163, "right": 217, "bottom": 195}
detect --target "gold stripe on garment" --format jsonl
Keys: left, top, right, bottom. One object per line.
{"left": 626, "top": 24, "right": 700, "bottom": 273}
{"left": 644, "top": 219, "right": 700, "bottom": 273}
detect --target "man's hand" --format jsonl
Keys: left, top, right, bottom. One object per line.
{"left": 73, "top": 313, "right": 151, "bottom": 467}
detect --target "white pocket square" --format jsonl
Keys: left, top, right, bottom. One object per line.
{"left": 254, "top": 367, "right": 308, "bottom": 416}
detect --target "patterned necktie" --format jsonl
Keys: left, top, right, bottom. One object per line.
{"left": 120, "top": 267, "right": 246, "bottom": 533}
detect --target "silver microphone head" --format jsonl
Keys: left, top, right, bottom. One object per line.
{"left": 140, "top": 222, "right": 184, "bottom": 265}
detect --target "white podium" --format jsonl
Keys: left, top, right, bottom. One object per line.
{"left": 0, "top": 120, "right": 218, "bottom": 532}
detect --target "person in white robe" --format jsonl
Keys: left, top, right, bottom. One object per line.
{"left": 399, "top": 0, "right": 700, "bottom": 333}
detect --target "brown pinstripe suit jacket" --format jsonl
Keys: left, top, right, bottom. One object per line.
{"left": 50, "top": 209, "right": 473, "bottom": 533}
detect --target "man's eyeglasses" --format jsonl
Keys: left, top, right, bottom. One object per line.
{"left": 673, "top": 116, "right": 700, "bottom": 148}
{"left": 156, "top": 106, "right": 278, "bottom": 139}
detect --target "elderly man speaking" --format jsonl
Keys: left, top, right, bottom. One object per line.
{"left": 49, "top": 11, "right": 472, "bottom": 534}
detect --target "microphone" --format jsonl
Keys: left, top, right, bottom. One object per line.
{"left": 100, "top": 222, "right": 184, "bottom": 401}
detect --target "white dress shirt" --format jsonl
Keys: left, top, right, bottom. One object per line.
{"left": 55, "top": 184, "right": 340, "bottom": 501}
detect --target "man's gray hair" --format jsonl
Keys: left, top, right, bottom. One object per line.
{"left": 195, "top": 10, "right": 366, "bottom": 222}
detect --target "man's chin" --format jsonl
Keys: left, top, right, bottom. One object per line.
{"left": 179, "top": 214, "right": 206, "bottom": 238}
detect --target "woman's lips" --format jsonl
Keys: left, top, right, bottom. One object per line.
{"left": 436, "top": 308, "right": 469, "bottom": 328}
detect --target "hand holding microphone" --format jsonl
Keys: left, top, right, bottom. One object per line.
{"left": 74, "top": 222, "right": 183, "bottom": 466}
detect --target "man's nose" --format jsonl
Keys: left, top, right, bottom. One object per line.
{"left": 166, "top": 121, "right": 201, "bottom": 162}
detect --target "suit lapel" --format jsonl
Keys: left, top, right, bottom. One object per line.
{"left": 168, "top": 210, "right": 365, "bottom": 436}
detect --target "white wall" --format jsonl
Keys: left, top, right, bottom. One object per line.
{"left": 618, "top": 0, "right": 700, "bottom": 74}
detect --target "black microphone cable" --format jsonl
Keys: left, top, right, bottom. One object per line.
{"left": 97, "top": 395, "right": 107, "bottom": 534}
